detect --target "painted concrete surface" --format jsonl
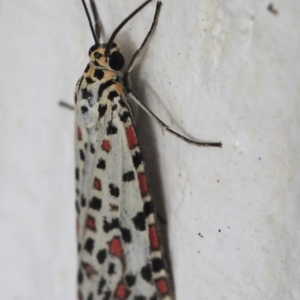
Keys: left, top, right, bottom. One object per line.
{"left": 0, "top": 0, "right": 299, "bottom": 299}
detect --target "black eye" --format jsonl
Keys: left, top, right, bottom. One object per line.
{"left": 109, "top": 51, "right": 125, "bottom": 71}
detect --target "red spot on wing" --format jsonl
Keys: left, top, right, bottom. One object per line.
{"left": 86, "top": 215, "right": 96, "bottom": 231}
{"left": 78, "top": 290, "right": 83, "bottom": 300}
{"left": 93, "top": 177, "right": 101, "bottom": 190}
{"left": 108, "top": 237, "right": 122, "bottom": 257}
{"left": 77, "top": 126, "right": 82, "bottom": 141}
{"left": 114, "top": 283, "right": 130, "bottom": 299}
{"left": 126, "top": 126, "right": 138, "bottom": 149}
{"left": 155, "top": 278, "right": 169, "bottom": 295}
{"left": 101, "top": 140, "right": 111, "bottom": 152}
{"left": 82, "top": 262, "right": 97, "bottom": 278}
{"left": 138, "top": 173, "right": 148, "bottom": 196}
{"left": 149, "top": 225, "right": 159, "bottom": 250}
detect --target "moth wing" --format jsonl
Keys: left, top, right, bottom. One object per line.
{"left": 75, "top": 82, "right": 171, "bottom": 299}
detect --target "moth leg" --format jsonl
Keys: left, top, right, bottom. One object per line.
{"left": 124, "top": 1, "right": 162, "bottom": 91}
{"left": 124, "top": 2, "right": 221, "bottom": 147}
{"left": 59, "top": 101, "right": 75, "bottom": 110}
{"left": 128, "top": 90, "right": 222, "bottom": 147}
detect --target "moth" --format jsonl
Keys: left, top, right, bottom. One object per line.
{"left": 70, "top": 0, "right": 222, "bottom": 299}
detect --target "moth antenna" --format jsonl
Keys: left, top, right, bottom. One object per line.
{"left": 81, "top": 0, "right": 99, "bottom": 45}
{"left": 90, "top": 0, "right": 102, "bottom": 40}
{"left": 105, "top": 0, "right": 153, "bottom": 56}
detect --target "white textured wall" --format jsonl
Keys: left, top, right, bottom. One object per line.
{"left": 1, "top": 0, "right": 299, "bottom": 299}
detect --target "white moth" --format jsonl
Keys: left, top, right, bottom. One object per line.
{"left": 70, "top": 1, "right": 222, "bottom": 299}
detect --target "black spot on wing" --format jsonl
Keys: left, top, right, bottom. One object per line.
{"left": 132, "top": 212, "right": 146, "bottom": 231}
{"left": 82, "top": 87, "right": 93, "bottom": 100}
{"left": 107, "top": 90, "right": 119, "bottom": 101}
{"left": 93, "top": 69, "right": 104, "bottom": 80}
{"left": 125, "top": 274, "right": 136, "bottom": 287}
{"left": 98, "top": 104, "right": 107, "bottom": 118}
{"left": 152, "top": 257, "right": 164, "bottom": 272}
{"left": 80, "top": 150, "right": 85, "bottom": 161}
{"left": 112, "top": 104, "right": 117, "bottom": 111}
{"left": 87, "top": 292, "right": 93, "bottom": 300}
{"left": 143, "top": 201, "right": 154, "bottom": 217}
{"left": 98, "top": 80, "right": 114, "bottom": 99}
{"left": 109, "top": 184, "right": 120, "bottom": 197}
{"left": 107, "top": 121, "right": 118, "bottom": 135}
{"left": 81, "top": 195, "right": 86, "bottom": 207}
{"left": 97, "top": 158, "right": 106, "bottom": 170}
{"left": 97, "top": 249, "right": 107, "bottom": 264}
{"left": 150, "top": 294, "right": 157, "bottom": 300}
{"left": 78, "top": 268, "right": 83, "bottom": 284}
{"left": 84, "top": 238, "right": 95, "bottom": 254}
{"left": 86, "top": 77, "right": 95, "bottom": 84}
{"left": 108, "top": 263, "right": 115, "bottom": 275}
{"left": 97, "top": 277, "right": 106, "bottom": 295}
{"left": 81, "top": 106, "right": 88, "bottom": 114}
{"left": 120, "top": 110, "right": 131, "bottom": 122}
{"left": 90, "top": 143, "right": 95, "bottom": 154}
{"left": 75, "top": 201, "right": 80, "bottom": 214}
{"left": 132, "top": 151, "right": 142, "bottom": 168}
{"left": 141, "top": 264, "right": 152, "bottom": 283}
{"left": 135, "top": 296, "right": 146, "bottom": 300}
{"left": 119, "top": 99, "right": 126, "bottom": 107}
{"left": 103, "top": 218, "right": 120, "bottom": 233}
{"left": 123, "top": 171, "right": 135, "bottom": 182}
{"left": 103, "top": 292, "right": 111, "bottom": 300}
{"left": 75, "top": 168, "right": 79, "bottom": 181}
{"left": 90, "top": 197, "right": 102, "bottom": 210}
{"left": 121, "top": 227, "right": 132, "bottom": 243}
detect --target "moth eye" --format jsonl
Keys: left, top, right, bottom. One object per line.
{"left": 109, "top": 51, "right": 125, "bottom": 71}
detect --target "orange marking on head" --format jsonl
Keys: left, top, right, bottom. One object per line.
{"left": 149, "top": 225, "right": 159, "bottom": 250}
{"left": 126, "top": 126, "right": 138, "bottom": 149}
{"left": 101, "top": 140, "right": 111, "bottom": 152}
{"left": 155, "top": 278, "right": 168, "bottom": 295}
{"left": 99, "top": 56, "right": 108, "bottom": 68}
{"left": 109, "top": 237, "right": 123, "bottom": 257}
{"left": 138, "top": 173, "right": 148, "bottom": 196}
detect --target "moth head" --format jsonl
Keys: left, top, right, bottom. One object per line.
{"left": 88, "top": 43, "right": 125, "bottom": 71}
